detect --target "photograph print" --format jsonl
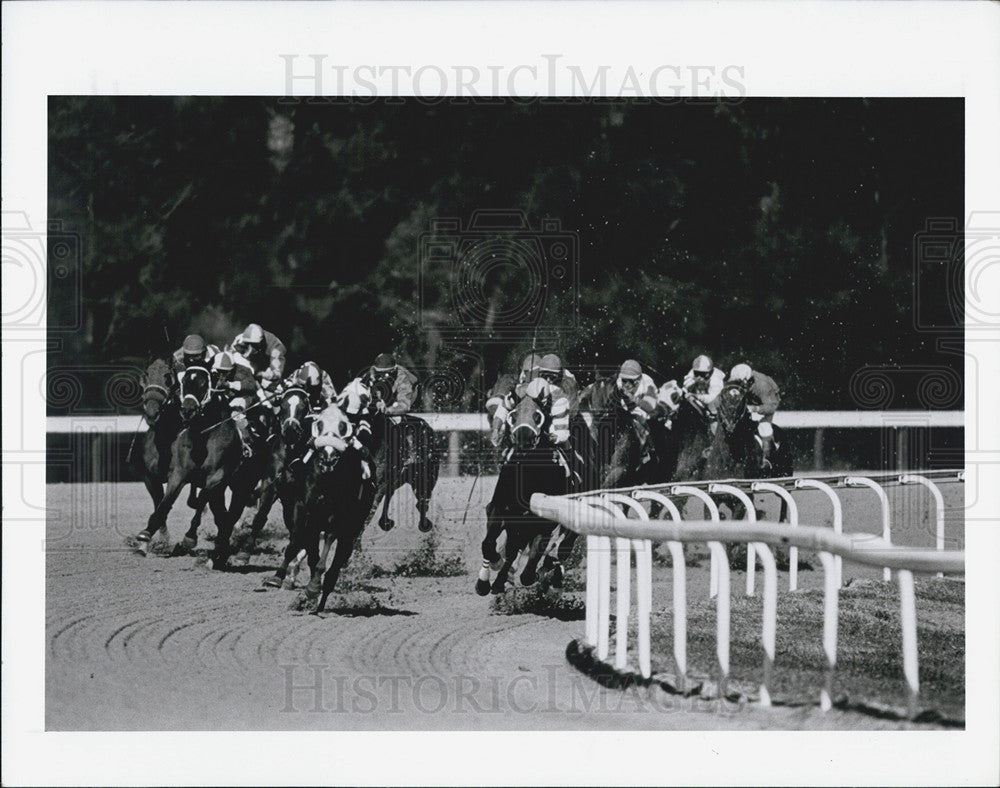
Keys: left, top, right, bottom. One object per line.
{"left": 43, "top": 95, "right": 966, "bottom": 732}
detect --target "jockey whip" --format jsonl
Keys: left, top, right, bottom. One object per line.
{"left": 198, "top": 386, "right": 285, "bottom": 434}
{"left": 461, "top": 451, "right": 484, "bottom": 528}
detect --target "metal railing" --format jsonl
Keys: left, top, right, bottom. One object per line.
{"left": 530, "top": 468, "right": 964, "bottom": 717}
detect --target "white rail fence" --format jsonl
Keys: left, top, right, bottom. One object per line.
{"left": 48, "top": 410, "right": 962, "bottom": 478}
{"left": 530, "top": 468, "right": 964, "bottom": 717}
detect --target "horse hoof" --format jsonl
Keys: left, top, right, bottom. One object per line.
{"left": 210, "top": 556, "right": 228, "bottom": 571}
{"left": 418, "top": 517, "right": 433, "bottom": 533}
{"left": 475, "top": 579, "right": 491, "bottom": 596}
{"left": 378, "top": 517, "right": 395, "bottom": 532}
{"left": 490, "top": 577, "right": 510, "bottom": 595}
{"left": 305, "top": 583, "right": 321, "bottom": 599}
{"left": 133, "top": 540, "right": 149, "bottom": 557}
{"left": 232, "top": 551, "right": 250, "bottom": 567}
{"left": 135, "top": 530, "right": 152, "bottom": 543}
{"left": 520, "top": 568, "right": 537, "bottom": 587}
{"left": 263, "top": 575, "right": 282, "bottom": 588}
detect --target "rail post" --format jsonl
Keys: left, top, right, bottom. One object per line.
{"left": 817, "top": 551, "right": 839, "bottom": 711}
{"left": 844, "top": 476, "right": 892, "bottom": 581}
{"left": 671, "top": 486, "right": 721, "bottom": 597}
{"left": 707, "top": 542, "right": 731, "bottom": 699}
{"left": 752, "top": 482, "right": 800, "bottom": 592}
{"left": 794, "top": 478, "right": 844, "bottom": 588}
{"left": 898, "top": 568, "right": 920, "bottom": 718}
{"left": 709, "top": 483, "right": 758, "bottom": 595}
{"left": 899, "top": 474, "right": 945, "bottom": 578}
{"left": 633, "top": 490, "right": 687, "bottom": 691}
{"left": 606, "top": 494, "right": 654, "bottom": 679}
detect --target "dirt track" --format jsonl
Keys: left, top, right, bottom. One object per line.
{"left": 45, "top": 478, "right": 964, "bottom": 730}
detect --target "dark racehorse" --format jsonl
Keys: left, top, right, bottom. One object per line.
{"left": 664, "top": 389, "right": 718, "bottom": 482}
{"left": 579, "top": 376, "right": 669, "bottom": 488}
{"left": 135, "top": 366, "right": 271, "bottom": 568}
{"left": 252, "top": 386, "right": 319, "bottom": 584}
{"left": 704, "top": 382, "right": 793, "bottom": 566}
{"left": 708, "top": 382, "right": 793, "bottom": 481}
{"left": 128, "top": 359, "right": 208, "bottom": 520}
{"left": 476, "top": 393, "right": 573, "bottom": 595}
{"left": 367, "top": 412, "right": 440, "bottom": 533}
{"left": 275, "top": 405, "right": 376, "bottom": 613}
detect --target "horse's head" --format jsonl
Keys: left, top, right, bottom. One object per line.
{"left": 279, "top": 386, "right": 311, "bottom": 448}
{"left": 580, "top": 376, "right": 618, "bottom": 416}
{"left": 310, "top": 403, "right": 355, "bottom": 473}
{"left": 178, "top": 366, "right": 212, "bottom": 420}
{"left": 716, "top": 382, "right": 750, "bottom": 434}
{"left": 141, "top": 358, "right": 173, "bottom": 424}
{"left": 509, "top": 379, "right": 551, "bottom": 450}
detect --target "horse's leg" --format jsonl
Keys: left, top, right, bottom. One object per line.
{"left": 209, "top": 468, "right": 245, "bottom": 570}
{"left": 491, "top": 525, "right": 525, "bottom": 595}
{"left": 413, "top": 427, "right": 440, "bottom": 532}
{"left": 140, "top": 459, "right": 190, "bottom": 547}
{"left": 315, "top": 529, "right": 360, "bottom": 615}
{"left": 265, "top": 514, "right": 304, "bottom": 589}
{"left": 476, "top": 511, "right": 502, "bottom": 596}
{"left": 235, "top": 471, "right": 279, "bottom": 565}
{"left": 186, "top": 483, "right": 200, "bottom": 510}
{"left": 303, "top": 522, "right": 326, "bottom": 598}
{"left": 519, "top": 531, "right": 548, "bottom": 586}
{"left": 480, "top": 502, "right": 505, "bottom": 565}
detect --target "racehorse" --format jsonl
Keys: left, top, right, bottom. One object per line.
{"left": 708, "top": 381, "right": 793, "bottom": 482}
{"left": 237, "top": 386, "right": 312, "bottom": 568}
{"left": 134, "top": 365, "right": 271, "bottom": 568}
{"left": 704, "top": 382, "right": 793, "bottom": 559}
{"left": 129, "top": 359, "right": 184, "bottom": 511}
{"left": 476, "top": 390, "right": 573, "bottom": 595}
{"left": 367, "top": 412, "right": 440, "bottom": 533}
{"left": 578, "top": 376, "right": 669, "bottom": 488}
{"left": 663, "top": 388, "right": 718, "bottom": 482}
{"left": 273, "top": 404, "right": 376, "bottom": 613}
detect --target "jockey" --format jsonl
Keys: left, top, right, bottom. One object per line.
{"left": 362, "top": 353, "right": 419, "bottom": 417}
{"left": 615, "top": 359, "right": 660, "bottom": 422}
{"left": 336, "top": 377, "right": 378, "bottom": 455}
{"left": 485, "top": 352, "right": 541, "bottom": 449}
{"left": 230, "top": 323, "right": 287, "bottom": 392}
{"left": 537, "top": 353, "right": 580, "bottom": 414}
{"left": 683, "top": 354, "right": 725, "bottom": 414}
{"left": 728, "top": 363, "right": 781, "bottom": 470}
{"left": 171, "top": 334, "right": 219, "bottom": 376}
{"left": 286, "top": 360, "right": 337, "bottom": 412}
{"left": 212, "top": 351, "right": 262, "bottom": 458}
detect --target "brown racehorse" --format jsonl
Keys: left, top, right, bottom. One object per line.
{"left": 476, "top": 391, "right": 573, "bottom": 596}
{"left": 133, "top": 365, "right": 272, "bottom": 569}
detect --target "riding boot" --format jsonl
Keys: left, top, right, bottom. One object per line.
{"left": 233, "top": 412, "right": 253, "bottom": 458}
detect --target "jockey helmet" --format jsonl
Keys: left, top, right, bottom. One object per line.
{"left": 241, "top": 323, "right": 265, "bottom": 347}
{"left": 618, "top": 359, "right": 642, "bottom": 381}
{"left": 729, "top": 363, "right": 753, "bottom": 384}
{"left": 302, "top": 361, "right": 322, "bottom": 387}
{"left": 373, "top": 353, "right": 396, "bottom": 373}
{"left": 182, "top": 334, "right": 206, "bottom": 359}
{"left": 521, "top": 353, "right": 542, "bottom": 375}
{"left": 524, "top": 377, "right": 550, "bottom": 402}
{"left": 692, "top": 354, "right": 714, "bottom": 378}
{"left": 214, "top": 352, "right": 235, "bottom": 374}
{"left": 539, "top": 354, "right": 562, "bottom": 384}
